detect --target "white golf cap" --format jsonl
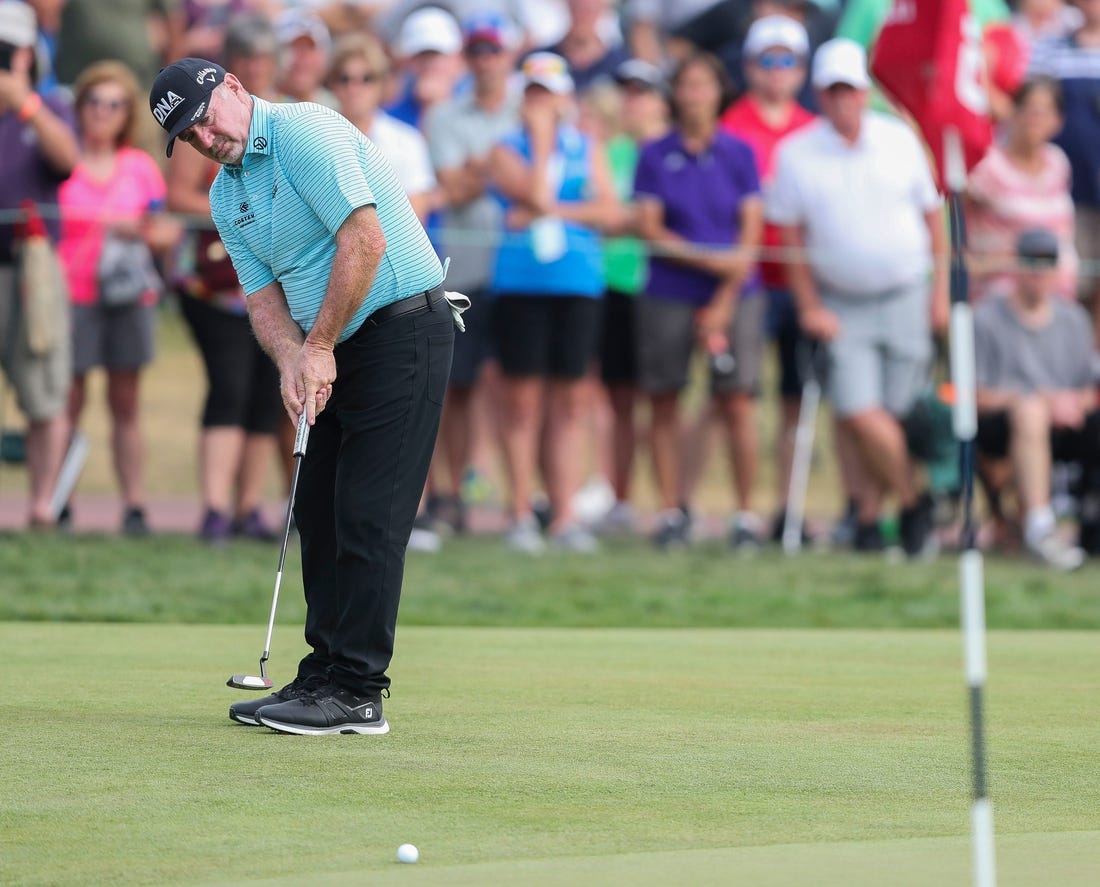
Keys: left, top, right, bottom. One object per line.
{"left": 0, "top": 0, "right": 36, "bottom": 49}
{"left": 397, "top": 7, "right": 462, "bottom": 57}
{"left": 276, "top": 9, "right": 331, "bottom": 55}
{"left": 521, "top": 52, "right": 574, "bottom": 95}
{"left": 744, "top": 15, "right": 809, "bottom": 58}
{"left": 812, "top": 38, "right": 871, "bottom": 90}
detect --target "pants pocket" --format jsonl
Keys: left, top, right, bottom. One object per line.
{"left": 427, "top": 333, "right": 454, "bottom": 405}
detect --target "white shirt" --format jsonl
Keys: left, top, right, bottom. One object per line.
{"left": 767, "top": 112, "right": 942, "bottom": 297}
{"left": 368, "top": 112, "right": 436, "bottom": 198}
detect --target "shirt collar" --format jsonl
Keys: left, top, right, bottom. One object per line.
{"left": 222, "top": 95, "right": 273, "bottom": 178}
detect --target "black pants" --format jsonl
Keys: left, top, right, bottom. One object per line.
{"left": 292, "top": 296, "right": 454, "bottom": 696}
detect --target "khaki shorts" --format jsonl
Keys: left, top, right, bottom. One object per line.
{"left": 637, "top": 292, "right": 766, "bottom": 396}
{"left": 0, "top": 263, "right": 71, "bottom": 421}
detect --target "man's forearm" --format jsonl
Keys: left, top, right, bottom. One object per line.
{"left": 248, "top": 284, "right": 304, "bottom": 370}
{"left": 306, "top": 207, "right": 386, "bottom": 349}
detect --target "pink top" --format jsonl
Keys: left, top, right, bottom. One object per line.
{"left": 58, "top": 147, "right": 167, "bottom": 306}
{"left": 966, "top": 143, "right": 1077, "bottom": 301}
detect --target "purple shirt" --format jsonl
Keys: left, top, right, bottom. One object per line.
{"left": 0, "top": 93, "right": 75, "bottom": 264}
{"left": 634, "top": 128, "right": 761, "bottom": 306}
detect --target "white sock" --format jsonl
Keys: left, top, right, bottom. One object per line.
{"left": 1024, "top": 505, "right": 1055, "bottom": 546}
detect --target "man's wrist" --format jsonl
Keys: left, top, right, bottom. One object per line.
{"left": 18, "top": 92, "right": 41, "bottom": 123}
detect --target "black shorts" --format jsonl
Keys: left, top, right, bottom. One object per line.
{"left": 976, "top": 409, "right": 1100, "bottom": 462}
{"left": 599, "top": 288, "right": 638, "bottom": 386}
{"left": 179, "top": 293, "right": 282, "bottom": 433}
{"left": 492, "top": 293, "right": 602, "bottom": 380}
{"left": 448, "top": 287, "right": 489, "bottom": 389}
{"left": 766, "top": 288, "right": 808, "bottom": 398}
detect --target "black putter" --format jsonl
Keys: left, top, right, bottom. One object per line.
{"left": 227, "top": 412, "right": 310, "bottom": 690}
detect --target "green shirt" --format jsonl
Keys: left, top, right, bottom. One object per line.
{"left": 603, "top": 136, "right": 647, "bottom": 296}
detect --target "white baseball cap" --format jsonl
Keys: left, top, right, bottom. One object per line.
{"left": 397, "top": 7, "right": 462, "bottom": 57}
{"left": 812, "top": 38, "right": 871, "bottom": 90}
{"left": 0, "top": 0, "right": 36, "bottom": 49}
{"left": 744, "top": 15, "right": 809, "bottom": 59}
{"left": 521, "top": 52, "right": 574, "bottom": 96}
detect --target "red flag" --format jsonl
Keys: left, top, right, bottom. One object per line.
{"left": 870, "top": 0, "right": 993, "bottom": 191}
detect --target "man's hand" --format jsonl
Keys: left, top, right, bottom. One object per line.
{"left": 800, "top": 305, "right": 841, "bottom": 342}
{"left": 695, "top": 282, "right": 736, "bottom": 352}
{"left": 0, "top": 68, "right": 32, "bottom": 115}
{"left": 283, "top": 342, "right": 336, "bottom": 425}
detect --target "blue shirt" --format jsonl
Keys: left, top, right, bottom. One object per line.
{"left": 1030, "top": 35, "right": 1100, "bottom": 209}
{"left": 211, "top": 97, "right": 444, "bottom": 342}
{"left": 490, "top": 125, "right": 604, "bottom": 297}
{"left": 634, "top": 128, "right": 761, "bottom": 306}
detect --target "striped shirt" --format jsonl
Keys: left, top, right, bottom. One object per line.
{"left": 210, "top": 97, "right": 443, "bottom": 342}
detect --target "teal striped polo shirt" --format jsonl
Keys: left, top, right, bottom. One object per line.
{"left": 210, "top": 97, "right": 444, "bottom": 342}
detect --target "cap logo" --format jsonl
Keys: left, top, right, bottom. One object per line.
{"left": 189, "top": 101, "right": 207, "bottom": 123}
{"left": 152, "top": 91, "right": 185, "bottom": 125}
{"left": 196, "top": 67, "right": 218, "bottom": 85}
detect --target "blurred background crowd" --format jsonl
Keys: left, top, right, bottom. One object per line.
{"left": 3, "top": 0, "right": 1100, "bottom": 570}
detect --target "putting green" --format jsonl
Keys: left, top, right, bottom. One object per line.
{"left": 2, "top": 625, "right": 1097, "bottom": 886}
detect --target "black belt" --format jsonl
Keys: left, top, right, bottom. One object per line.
{"left": 364, "top": 284, "right": 445, "bottom": 327}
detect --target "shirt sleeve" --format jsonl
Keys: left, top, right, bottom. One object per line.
{"left": 632, "top": 142, "right": 662, "bottom": 201}
{"left": 973, "top": 304, "right": 999, "bottom": 390}
{"left": 211, "top": 181, "right": 275, "bottom": 296}
{"left": 729, "top": 138, "right": 762, "bottom": 200}
{"left": 277, "top": 109, "right": 377, "bottom": 237}
{"left": 765, "top": 142, "right": 803, "bottom": 226}
{"left": 904, "top": 127, "right": 943, "bottom": 212}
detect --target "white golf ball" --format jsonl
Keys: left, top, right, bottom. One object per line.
{"left": 396, "top": 843, "right": 419, "bottom": 864}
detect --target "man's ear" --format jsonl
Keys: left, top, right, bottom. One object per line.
{"left": 223, "top": 73, "right": 244, "bottom": 94}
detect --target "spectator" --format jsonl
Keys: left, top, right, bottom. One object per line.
{"left": 275, "top": 7, "right": 337, "bottom": 107}
{"left": 488, "top": 51, "right": 618, "bottom": 553}
{"left": 181, "top": 0, "right": 271, "bottom": 63}
{"left": 0, "top": 0, "right": 77, "bottom": 529}
{"left": 540, "top": 0, "right": 630, "bottom": 94}
{"left": 58, "top": 61, "right": 177, "bottom": 536}
{"left": 423, "top": 11, "right": 522, "bottom": 533}
{"left": 24, "top": 0, "right": 61, "bottom": 91}
{"left": 168, "top": 13, "right": 284, "bottom": 543}
{"left": 975, "top": 228, "right": 1094, "bottom": 570}
{"left": 387, "top": 5, "right": 466, "bottom": 129}
{"left": 54, "top": 0, "right": 185, "bottom": 90}
{"left": 721, "top": 14, "right": 816, "bottom": 542}
{"left": 595, "top": 58, "right": 669, "bottom": 534}
{"left": 1030, "top": 2, "right": 1100, "bottom": 342}
{"left": 634, "top": 51, "right": 764, "bottom": 549}
{"left": 328, "top": 32, "right": 440, "bottom": 222}
{"left": 1013, "top": 0, "right": 1082, "bottom": 46}
{"left": 626, "top": 0, "right": 744, "bottom": 66}
{"left": 967, "top": 77, "right": 1077, "bottom": 303}
{"left": 768, "top": 38, "right": 946, "bottom": 557}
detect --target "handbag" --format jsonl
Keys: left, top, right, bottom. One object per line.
{"left": 97, "top": 230, "right": 162, "bottom": 308}
{"left": 193, "top": 228, "right": 241, "bottom": 294}
{"left": 18, "top": 224, "right": 69, "bottom": 356}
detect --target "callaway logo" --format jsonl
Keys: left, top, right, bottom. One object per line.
{"left": 195, "top": 67, "right": 218, "bottom": 85}
{"left": 151, "top": 90, "right": 184, "bottom": 125}
{"left": 189, "top": 101, "right": 206, "bottom": 123}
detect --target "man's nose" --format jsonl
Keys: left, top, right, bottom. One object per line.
{"left": 196, "top": 127, "right": 216, "bottom": 149}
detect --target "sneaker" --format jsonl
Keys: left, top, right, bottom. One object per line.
{"left": 407, "top": 514, "right": 442, "bottom": 553}
{"left": 232, "top": 509, "right": 277, "bottom": 542}
{"left": 229, "top": 674, "right": 329, "bottom": 726}
{"left": 853, "top": 521, "right": 884, "bottom": 553}
{"left": 550, "top": 522, "right": 599, "bottom": 553}
{"left": 572, "top": 476, "right": 616, "bottom": 527}
{"left": 122, "top": 507, "right": 150, "bottom": 537}
{"left": 830, "top": 500, "right": 859, "bottom": 549}
{"left": 531, "top": 496, "right": 554, "bottom": 532}
{"left": 652, "top": 507, "right": 689, "bottom": 550}
{"left": 598, "top": 501, "right": 635, "bottom": 536}
{"left": 57, "top": 503, "right": 74, "bottom": 533}
{"left": 729, "top": 512, "right": 764, "bottom": 551}
{"left": 770, "top": 510, "right": 812, "bottom": 547}
{"left": 200, "top": 509, "right": 232, "bottom": 544}
{"left": 256, "top": 684, "right": 389, "bottom": 736}
{"left": 506, "top": 515, "right": 546, "bottom": 554}
{"left": 899, "top": 493, "right": 938, "bottom": 559}
{"left": 1027, "top": 528, "right": 1086, "bottom": 571}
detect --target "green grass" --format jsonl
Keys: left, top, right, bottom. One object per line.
{"left": 3, "top": 532, "right": 1100, "bottom": 629}
{"left": 1, "top": 624, "right": 1097, "bottom": 886}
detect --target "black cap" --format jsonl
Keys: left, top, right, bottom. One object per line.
{"left": 149, "top": 58, "right": 227, "bottom": 157}
{"left": 1016, "top": 227, "right": 1059, "bottom": 265}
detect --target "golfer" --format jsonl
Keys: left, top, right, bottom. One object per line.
{"left": 150, "top": 58, "right": 453, "bottom": 735}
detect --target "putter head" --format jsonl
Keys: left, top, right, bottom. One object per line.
{"left": 227, "top": 674, "right": 274, "bottom": 691}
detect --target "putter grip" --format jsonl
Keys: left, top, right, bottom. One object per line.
{"left": 293, "top": 412, "right": 310, "bottom": 457}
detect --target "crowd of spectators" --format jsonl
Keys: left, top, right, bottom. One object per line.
{"left": 3, "top": 0, "right": 1100, "bottom": 570}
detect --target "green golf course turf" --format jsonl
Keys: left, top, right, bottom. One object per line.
{"left": 2, "top": 624, "right": 1098, "bottom": 886}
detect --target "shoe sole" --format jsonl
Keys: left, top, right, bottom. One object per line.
{"left": 229, "top": 711, "right": 262, "bottom": 726}
{"left": 257, "top": 715, "right": 390, "bottom": 736}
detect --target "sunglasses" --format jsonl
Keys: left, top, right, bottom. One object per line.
{"left": 336, "top": 72, "right": 382, "bottom": 86}
{"left": 465, "top": 42, "right": 503, "bottom": 58}
{"left": 84, "top": 95, "right": 129, "bottom": 112}
{"left": 755, "top": 53, "right": 800, "bottom": 70}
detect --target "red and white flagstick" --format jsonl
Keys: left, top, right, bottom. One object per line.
{"left": 944, "top": 127, "right": 996, "bottom": 887}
